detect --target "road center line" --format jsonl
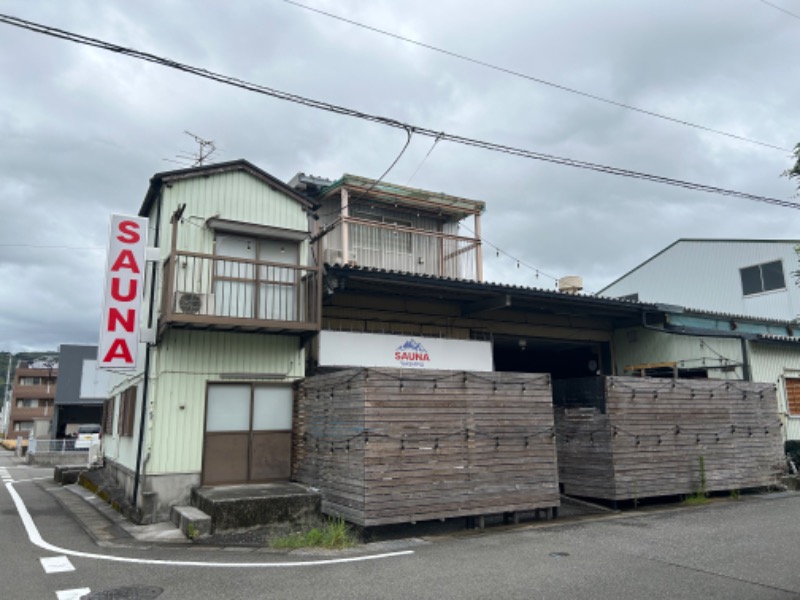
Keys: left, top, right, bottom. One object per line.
{"left": 5, "top": 480, "right": 414, "bottom": 568}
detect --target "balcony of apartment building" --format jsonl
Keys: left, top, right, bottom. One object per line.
{"left": 314, "top": 175, "right": 486, "bottom": 281}
{"left": 159, "top": 217, "right": 322, "bottom": 337}
{"left": 13, "top": 384, "right": 56, "bottom": 400}
{"left": 10, "top": 403, "right": 54, "bottom": 422}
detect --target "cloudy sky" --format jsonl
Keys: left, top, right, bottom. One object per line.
{"left": 1, "top": 0, "right": 799, "bottom": 352}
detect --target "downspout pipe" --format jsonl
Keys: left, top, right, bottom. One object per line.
{"left": 641, "top": 311, "right": 753, "bottom": 381}
{"left": 133, "top": 193, "right": 163, "bottom": 510}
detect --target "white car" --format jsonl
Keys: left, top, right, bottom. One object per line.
{"left": 74, "top": 424, "right": 101, "bottom": 450}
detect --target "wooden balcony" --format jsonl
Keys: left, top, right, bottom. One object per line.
{"left": 159, "top": 251, "right": 321, "bottom": 336}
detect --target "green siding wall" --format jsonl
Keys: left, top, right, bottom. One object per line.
{"left": 147, "top": 330, "right": 304, "bottom": 474}
{"left": 613, "top": 327, "right": 743, "bottom": 379}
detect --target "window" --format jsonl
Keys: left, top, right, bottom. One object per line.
{"left": 19, "top": 377, "right": 42, "bottom": 386}
{"left": 740, "top": 260, "right": 786, "bottom": 296}
{"left": 118, "top": 386, "right": 137, "bottom": 437}
{"left": 616, "top": 293, "right": 639, "bottom": 302}
{"left": 102, "top": 397, "right": 115, "bottom": 435}
{"left": 13, "top": 421, "right": 34, "bottom": 432}
{"left": 16, "top": 399, "right": 40, "bottom": 408}
{"left": 786, "top": 378, "right": 800, "bottom": 416}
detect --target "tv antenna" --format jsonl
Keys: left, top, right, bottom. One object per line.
{"left": 163, "top": 131, "right": 218, "bottom": 168}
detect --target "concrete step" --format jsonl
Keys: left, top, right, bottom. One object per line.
{"left": 191, "top": 482, "right": 321, "bottom": 533}
{"left": 170, "top": 505, "right": 212, "bottom": 539}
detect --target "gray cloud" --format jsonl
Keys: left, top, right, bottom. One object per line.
{"left": 1, "top": 0, "right": 799, "bottom": 350}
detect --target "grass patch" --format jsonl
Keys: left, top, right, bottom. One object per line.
{"left": 683, "top": 455, "right": 709, "bottom": 506}
{"left": 272, "top": 518, "right": 357, "bottom": 550}
{"left": 682, "top": 494, "right": 709, "bottom": 506}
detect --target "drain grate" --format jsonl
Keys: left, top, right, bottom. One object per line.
{"left": 84, "top": 586, "right": 164, "bottom": 599}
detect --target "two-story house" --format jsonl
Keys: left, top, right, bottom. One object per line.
{"left": 99, "top": 160, "right": 490, "bottom": 522}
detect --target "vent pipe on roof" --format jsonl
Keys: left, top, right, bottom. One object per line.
{"left": 558, "top": 276, "right": 583, "bottom": 294}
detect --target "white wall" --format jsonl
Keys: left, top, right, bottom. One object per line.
{"left": 600, "top": 240, "right": 800, "bottom": 321}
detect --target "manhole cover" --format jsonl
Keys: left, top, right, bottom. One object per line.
{"left": 549, "top": 552, "right": 570, "bottom": 558}
{"left": 83, "top": 586, "right": 163, "bottom": 599}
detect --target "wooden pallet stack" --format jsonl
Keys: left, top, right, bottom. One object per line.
{"left": 554, "top": 376, "right": 785, "bottom": 501}
{"left": 293, "top": 368, "right": 559, "bottom": 527}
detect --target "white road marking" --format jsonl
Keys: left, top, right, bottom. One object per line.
{"left": 56, "top": 588, "right": 91, "bottom": 600}
{"left": 5, "top": 480, "right": 414, "bottom": 568}
{"left": 41, "top": 556, "right": 76, "bottom": 573}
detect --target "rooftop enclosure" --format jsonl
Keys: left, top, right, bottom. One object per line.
{"left": 293, "top": 368, "right": 559, "bottom": 527}
{"left": 316, "top": 175, "right": 486, "bottom": 281}
{"left": 553, "top": 376, "right": 784, "bottom": 501}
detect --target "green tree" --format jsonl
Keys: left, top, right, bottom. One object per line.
{"left": 784, "top": 143, "right": 800, "bottom": 193}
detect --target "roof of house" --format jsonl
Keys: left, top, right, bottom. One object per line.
{"left": 139, "top": 159, "right": 316, "bottom": 217}
{"left": 597, "top": 238, "right": 800, "bottom": 295}
{"left": 324, "top": 263, "right": 800, "bottom": 334}
{"left": 319, "top": 174, "right": 486, "bottom": 220}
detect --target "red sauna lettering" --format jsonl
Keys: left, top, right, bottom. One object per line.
{"left": 394, "top": 351, "right": 430, "bottom": 361}
{"left": 116, "top": 220, "right": 141, "bottom": 244}
{"left": 110, "top": 277, "right": 138, "bottom": 302}
{"left": 108, "top": 308, "right": 136, "bottom": 332}
{"left": 110, "top": 249, "right": 141, "bottom": 273}
{"left": 102, "top": 338, "right": 134, "bottom": 364}
{"left": 101, "top": 216, "right": 146, "bottom": 366}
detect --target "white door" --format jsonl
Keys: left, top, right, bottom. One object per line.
{"left": 257, "top": 240, "right": 299, "bottom": 321}
{"left": 215, "top": 235, "right": 256, "bottom": 318}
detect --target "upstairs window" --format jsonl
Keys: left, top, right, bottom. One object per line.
{"left": 740, "top": 260, "right": 785, "bottom": 296}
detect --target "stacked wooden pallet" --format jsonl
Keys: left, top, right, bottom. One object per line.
{"left": 555, "top": 376, "right": 784, "bottom": 501}
{"left": 293, "top": 368, "right": 559, "bottom": 526}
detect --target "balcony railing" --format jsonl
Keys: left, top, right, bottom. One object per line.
{"left": 323, "top": 217, "right": 482, "bottom": 281}
{"left": 9, "top": 406, "right": 52, "bottom": 421}
{"left": 160, "top": 251, "right": 321, "bottom": 334}
{"left": 13, "top": 385, "right": 57, "bottom": 399}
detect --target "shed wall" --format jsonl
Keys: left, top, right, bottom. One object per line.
{"left": 555, "top": 376, "right": 784, "bottom": 501}
{"left": 294, "top": 368, "right": 559, "bottom": 526}
{"left": 750, "top": 342, "right": 800, "bottom": 441}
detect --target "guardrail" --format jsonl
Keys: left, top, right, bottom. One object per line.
{"left": 28, "top": 438, "right": 80, "bottom": 453}
{"left": 26, "top": 438, "right": 102, "bottom": 467}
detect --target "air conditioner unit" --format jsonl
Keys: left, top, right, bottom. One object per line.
{"left": 174, "top": 292, "right": 213, "bottom": 315}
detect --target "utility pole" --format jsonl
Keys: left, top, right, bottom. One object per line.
{"left": 2, "top": 353, "right": 13, "bottom": 436}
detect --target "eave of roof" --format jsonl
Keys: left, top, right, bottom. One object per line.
{"left": 319, "top": 174, "right": 486, "bottom": 219}
{"left": 139, "top": 159, "right": 315, "bottom": 217}
{"left": 324, "top": 263, "right": 653, "bottom": 317}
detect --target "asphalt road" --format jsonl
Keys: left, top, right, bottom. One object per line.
{"left": 2, "top": 451, "right": 799, "bottom": 600}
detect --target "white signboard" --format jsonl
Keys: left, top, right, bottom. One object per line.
{"left": 318, "top": 331, "right": 493, "bottom": 371}
{"left": 98, "top": 214, "right": 148, "bottom": 369}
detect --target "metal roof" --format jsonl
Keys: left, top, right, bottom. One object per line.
{"left": 324, "top": 263, "right": 654, "bottom": 320}
{"left": 319, "top": 174, "right": 486, "bottom": 220}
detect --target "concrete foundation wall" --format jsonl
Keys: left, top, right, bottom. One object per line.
{"left": 104, "top": 458, "right": 200, "bottom": 524}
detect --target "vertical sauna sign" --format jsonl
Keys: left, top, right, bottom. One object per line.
{"left": 98, "top": 214, "right": 148, "bottom": 369}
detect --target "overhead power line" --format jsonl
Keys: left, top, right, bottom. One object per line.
{"left": 283, "top": 0, "right": 789, "bottom": 153}
{"left": 757, "top": 0, "right": 800, "bottom": 21}
{"left": 1, "top": 13, "right": 798, "bottom": 212}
